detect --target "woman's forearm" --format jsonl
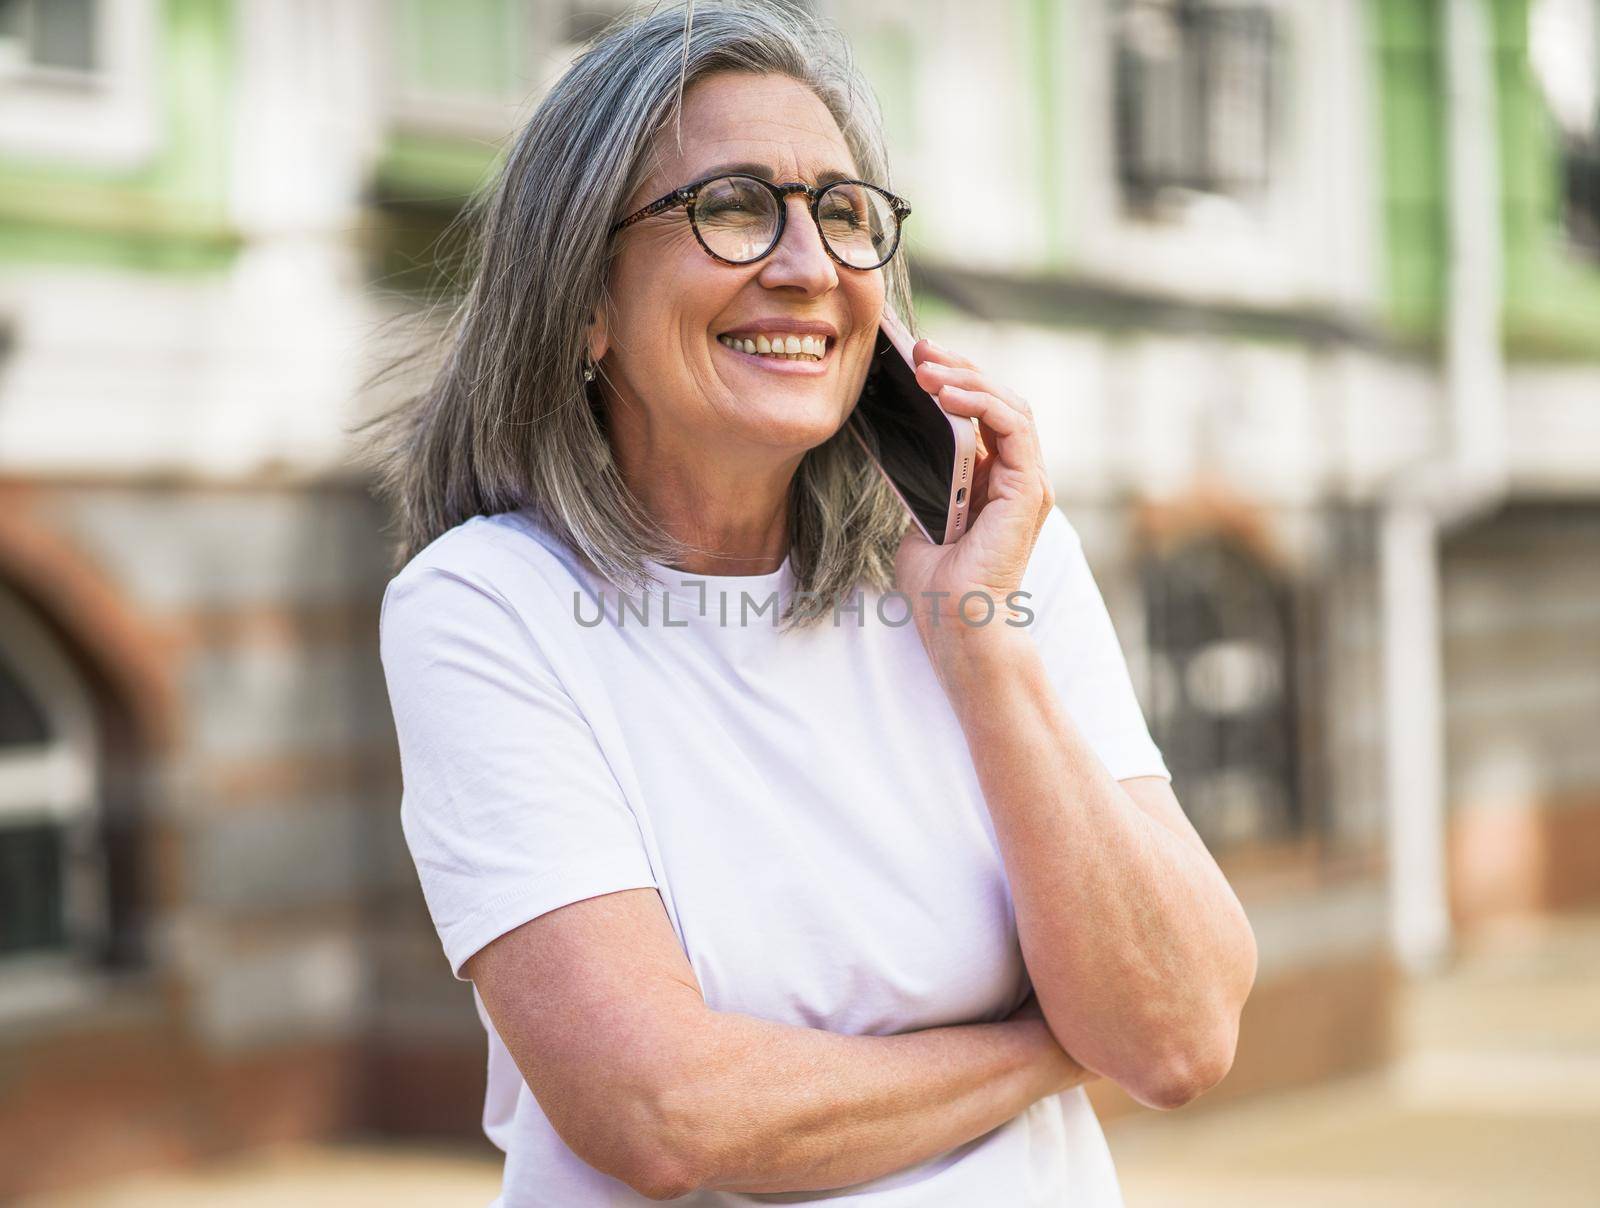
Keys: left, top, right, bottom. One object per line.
{"left": 924, "top": 624, "right": 1256, "bottom": 1110}
{"left": 653, "top": 1006, "right": 1088, "bottom": 1195}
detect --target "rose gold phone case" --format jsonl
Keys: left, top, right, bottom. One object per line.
{"left": 850, "top": 310, "right": 977, "bottom": 545}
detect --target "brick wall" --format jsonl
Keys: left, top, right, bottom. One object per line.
{"left": 0, "top": 476, "right": 488, "bottom": 1200}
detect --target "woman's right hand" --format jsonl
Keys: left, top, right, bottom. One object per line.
{"left": 1006, "top": 992, "right": 1096, "bottom": 1096}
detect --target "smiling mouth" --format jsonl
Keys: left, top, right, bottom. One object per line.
{"left": 716, "top": 333, "right": 832, "bottom": 363}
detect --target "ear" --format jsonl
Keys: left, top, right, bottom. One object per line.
{"left": 586, "top": 306, "right": 609, "bottom": 363}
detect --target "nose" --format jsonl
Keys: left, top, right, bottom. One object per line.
{"left": 756, "top": 193, "right": 839, "bottom": 295}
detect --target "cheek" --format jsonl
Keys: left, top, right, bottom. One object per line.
{"left": 845, "top": 273, "right": 886, "bottom": 326}
{"left": 845, "top": 278, "right": 886, "bottom": 355}
{"left": 611, "top": 227, "right": 707, "bottom": 303}
{"left": 611, "top": 258, "right": 732, "bottom": 374}
{"left": 866, "top": 274, "right": 888, "bottom": 311}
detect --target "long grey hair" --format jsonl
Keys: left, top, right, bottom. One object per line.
{"left": 352, "top": 0, "right": 918, "bottom": 632}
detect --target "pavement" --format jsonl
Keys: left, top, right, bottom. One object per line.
{"left": 28, "top": 913, "right": 1600, "bottom": 1207}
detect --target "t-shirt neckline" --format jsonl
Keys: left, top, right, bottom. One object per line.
{"left": 500, "top": 506, "right": 797, "bottom": 625}
{"left": 638, "top": 549, "right": 797, "bottom": 615}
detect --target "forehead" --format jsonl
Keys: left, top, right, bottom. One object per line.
{"left": 643, "top": 71, "right": 859, "bottom": 190}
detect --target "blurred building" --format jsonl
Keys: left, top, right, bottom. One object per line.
{"left": 0, "top": 0, "right": 1596, "bottom": 1198}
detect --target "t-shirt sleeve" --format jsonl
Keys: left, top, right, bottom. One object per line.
{"left": 1021, "top": 507, "right": 1172, "bottom": 783}
{"left": 378, "top": 562, "right": 658, "bottom": 981}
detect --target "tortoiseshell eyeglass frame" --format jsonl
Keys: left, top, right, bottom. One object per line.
{"left": 606, "top": 172, "right": 913, "bottom": 270}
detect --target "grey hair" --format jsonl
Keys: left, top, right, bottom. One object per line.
{"left": 353, "top": 0, "right": 917, "bottom": 632}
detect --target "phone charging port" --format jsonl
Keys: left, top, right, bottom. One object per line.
{"left": 955, "top": 487, "right": 967, "bottom": 503}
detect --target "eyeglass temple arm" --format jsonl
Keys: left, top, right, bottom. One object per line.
{"left": 609, "top": 187, "right": 695, "bottom": 236}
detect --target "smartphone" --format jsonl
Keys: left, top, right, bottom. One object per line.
{"left": 847, "top": 310, "right": 977, "bottom": 545}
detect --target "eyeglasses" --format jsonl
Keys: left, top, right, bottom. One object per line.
{"left": 608, "top": 172, "right": 912, "bottom": 271}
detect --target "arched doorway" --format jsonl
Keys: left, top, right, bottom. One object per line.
{"left": 0, "top": 581, "right": 107, "bottom": 970}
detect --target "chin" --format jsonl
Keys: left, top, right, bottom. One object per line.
{"left": 742, "top": 401, "right": 849, "bottom": 450}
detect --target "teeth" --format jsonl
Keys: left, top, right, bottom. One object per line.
{"left": 718, "top": 333, "right": 827, "bottom": 361}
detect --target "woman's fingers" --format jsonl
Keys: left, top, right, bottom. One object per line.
{"left": 913, "top": 337, "right": 979, "bottom": 373}
{"left": 914, "top": 342, "right": 1054, "bottom": 520}
{"left": 917, "top": 360, "right": 1035, "bottom": 420}
{"left": 923, "top": 366, "right": 1049, "bottom": 491}
{"left": 935, "top": 386, "right": 1041, "bottom": 485}
{"left": 935, "top": 385, "right": 1051, "bottom": 517}
{"left": 934, "top": 385, "right": 1022, "bottom": 434}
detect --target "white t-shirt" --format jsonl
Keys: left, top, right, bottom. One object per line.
{"left": 378, "top": 504, "right": 1170, "bottom": 1207}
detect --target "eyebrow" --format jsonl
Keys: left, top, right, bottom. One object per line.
{"left": 695, "top": 161, "right": 857, "bottom": 186}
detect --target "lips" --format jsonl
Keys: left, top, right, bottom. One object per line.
{"left": 717, "top": 320, "right": 839, "bottom": 341}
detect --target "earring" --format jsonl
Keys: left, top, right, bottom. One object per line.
{"left": 581, "top": 352, "right": 598, "bottom": 383}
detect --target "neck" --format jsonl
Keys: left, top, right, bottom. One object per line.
{"left": 609, "top": 418, "right": 801, "bottom": 577}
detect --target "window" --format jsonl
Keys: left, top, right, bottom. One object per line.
{"left": 1113, "top": 0, "right": 1276, "bottom": 220}
{"left": 0, "top": 0, "right": 156, "bottom": 168}
{"left": 0, "top": 647, "right": 62, "bottom": 956}
{"left": 0, "top": 0, "right": 98, "bottom": 82}
{"left": 1139, "top": 536, "right": 1302, "bottom": 849}
{"left": 1529, "top": 0, "right": 1600, "bottom": 257}
{"left": 0, "top": 585, "right": 103, "bottom": 970}
{"left": 389, "top": 0, "right": 531, "bottom": 134}
{"left": 388, "top": 0, "right": 638, "bottom": 138}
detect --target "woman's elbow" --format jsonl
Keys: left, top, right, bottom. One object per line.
{"left": 629, "top": 1099, "right": 721, "bottom": 1199}
{"left": 563, "top": 1108, "right": 709, "bottom": 1200}
{"left": 548, "top": 1072, "right": 717, "bottom": 1199}
{"left": 1134, "top": 913, "right": 1258, "bottom": 1111}
{"left": 1127, "top": 1016, "right": 1242, "bottom": 1111}
{"left": 619, "top": 1153, "right": 704, "bottom": 1202}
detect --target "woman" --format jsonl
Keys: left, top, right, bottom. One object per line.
{"left": 369, "top": 2, "right": 1256, "bottom": 1204}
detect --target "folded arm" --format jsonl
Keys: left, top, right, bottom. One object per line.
{"left": 465, "top": 886, "right": 1089, "bottom": 1200}
{"left": 925, "top": 625, "right": 1258, "bottom": 1111}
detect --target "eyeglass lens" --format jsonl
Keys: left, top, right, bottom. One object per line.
{"left": 693, "top": 176, "right": 900, "bottom": 268}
